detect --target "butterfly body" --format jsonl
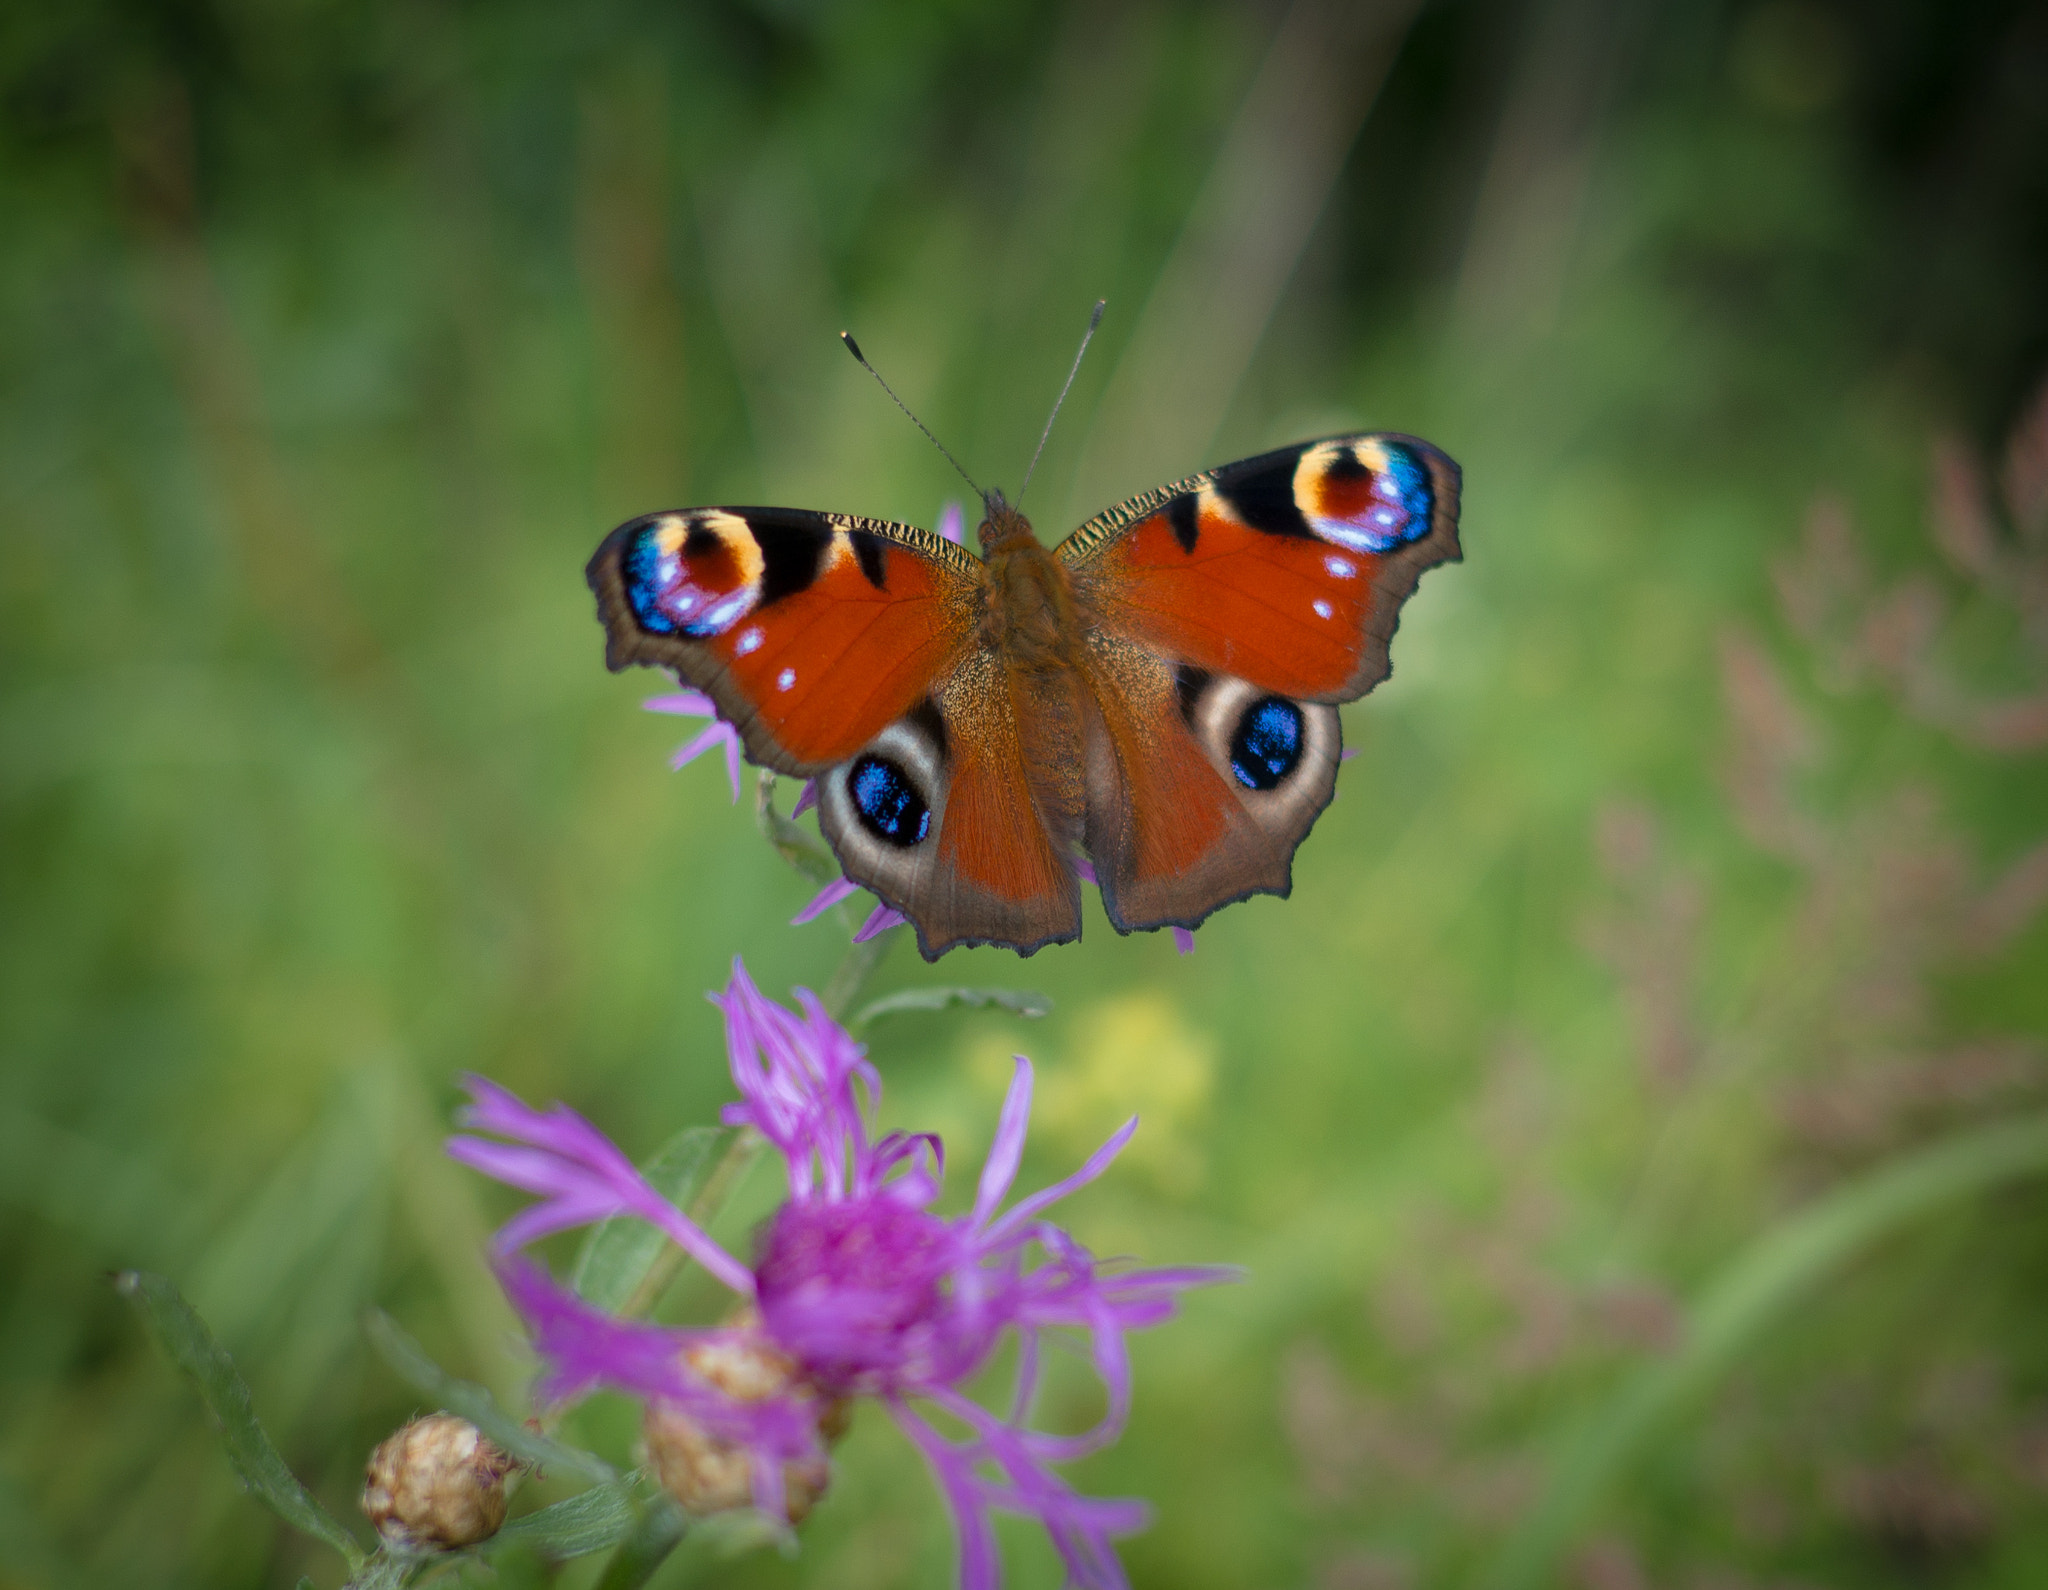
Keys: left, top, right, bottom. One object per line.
{"left": 589, "top": 433, "right": 1462, "bottom": 960}
{"left": 973, "top": 495, "right": 1084, "bottom": 669}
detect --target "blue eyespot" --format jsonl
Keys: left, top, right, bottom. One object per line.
{"left": 1377, "top": 443, "right": 1433, "bottom": 548}
{"left": 849, "top": 754, "right": 931, "bottom": 846}
{"left": 1229, "top": 698, "right": 1304, "bottom": 790}
{"left": 623, "top": 529, "right": 677, "bottom": 634}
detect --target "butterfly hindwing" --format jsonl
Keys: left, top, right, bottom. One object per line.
{"left": 1079, "top": 635, "right": 1342, "bottom": 932}
{"left": 587, "top": 507, "right": 980, "bottom": 773}
{"left": 814, "top": 654, "right": 1084, "bottom": 959}
{"left": 1058, "top": 433, "right": 1462, "bottom": 702}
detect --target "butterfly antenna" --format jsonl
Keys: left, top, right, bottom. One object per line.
{"left": 839, "top": 330, "right": 984, "bottom": 500}
{"left": 1016, "top": 298, "right": 1106, "bottom": 506}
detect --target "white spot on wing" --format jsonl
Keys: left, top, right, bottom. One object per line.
{"left": 1313, "top": 599, "right": 1334, "bottom": 619}
{"left": 735, "top": 627, "right": 764, "bottom": 656}
{"left": 777, "top": 668, "right": 796, "bottom": 691}
{"left": 1325, "top": 554, "right": 1357, "bottom": 579}
{"left": 702, "top": 592, "right": 753, "bottom": 631}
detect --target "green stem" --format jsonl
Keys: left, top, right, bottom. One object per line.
{"left": 820, "top": 927, "right": 897, "bottom": 1020}
{"left": 593, "top": 1497, "right": 689, "bottom": 1590}
{"left": 616, "top": 775, "right": 901, "bottom": 1321}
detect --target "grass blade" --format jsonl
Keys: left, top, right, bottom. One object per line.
{"left": 1481, "top": 1110, "right": 2048, "bottom": 1590}
{"left": 571, "top": 1126, "right": 733, "bottom": 1313}
{"left": 363, "top": 1311, "right": 614, "bottom": 1485}
{"left": 115, "top": 1270, "right": 366, "bottom": 1569}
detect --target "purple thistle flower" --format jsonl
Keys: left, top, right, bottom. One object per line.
{"left": 645, "top": 686, "right": 743, "bottom": 803}
{"left": 449, "top": 960, "right": 1232, "bottom": 1589}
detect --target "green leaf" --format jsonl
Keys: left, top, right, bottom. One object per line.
{"left": 494, "top": 1478, "right": 642, "bottom": 1558}
{"left": 849, "top": 986, "right": 1053, "bottom": 1030}
{"left": 363, "top": 1311, "right": 615, "bottom": 1486}
{"left": 115, "top": 1270, "right": 367, "bottom": 1569}
{"left": 570, "top": 1126, "right": 734, "bottom": 1313}
{"left": 1480, "top": 1109, "right": 2048, "bottom": 1590}
{"left": 591, "top": 1495, "right": 689, "bottom": 1590}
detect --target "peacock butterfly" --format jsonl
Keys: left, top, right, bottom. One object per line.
{"left": 586, "top": 426, "right": 1462, "bottom": 960}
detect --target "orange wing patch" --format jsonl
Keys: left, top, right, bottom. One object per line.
{"left": 935, "top": 652, "right": 1081, "bottom": 913}
{"left": 814, "top": 647, "right": 1084, "bottom": 960}
{"left": 1085, "top": 499, "right": 1379, "bottom": 697}
{"left": 588, "top": 507, "right": 979, "bottom": 774}
{"left": 1079, "top": 635, "right": 1341, "bottom": 933}
{"left": 1059, "top": 433, "right": 1462, "bottom": 705}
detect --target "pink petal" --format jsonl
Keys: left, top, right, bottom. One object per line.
{"left": 1339, "top": 746, "right": 1359, "bottom": 762}
{"left": 1009, "top": 1327, "right": 1042, "bottom": 1423}
{"left": 1071, "top": 856, "right": 1098, "bottom": 886}
{"left": 643, "top": 688, "right": 717, "bottom": 717}
{"left": 1099, "top": 1264, "right": 1241, "bottom": 1295}
{"left": 866, "top": 1129, "right": 945, "bottom": 1206}
{"left": 713, "top": 958, "right": 878, "bottom": 1201}
{"left": 1172, "top": 927, "right": 1195, "bottom": 954}
{"left": 916, "top": 1388, "right": 1151, "bottom": 1587}
{"left": 854, "top": 901, "right": 908, "bottom": 942}
{"left": 670, "top": 720, "right": 732, "bottom": 771}
{"left": 972, "top": 1058, "right": 1035, "bottom": 1226}
{"left": 792, "top": 876, "right": 859, "bottom": 926}
{"left": 791, "top": 780, "right": 818, "bottom": 818}
{"left": 887, "top": 1399, "right": 1001, "bottom": 1590}
{"left": 937, "top": 501, "right": 966, "bottom": 545}
{"left": 985, "top": 1116, "right": 1139, "bottom": 1244}
{"left": 449, "top": 1076, "right": 756, "bottom": 1298}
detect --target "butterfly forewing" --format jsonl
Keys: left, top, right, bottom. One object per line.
{"left": 1058, "top": 433, "right": 1462, "bottom": 702}
{"left": 587, "top": 506, "right": 980, "bottom": 772}
{"left": 587, "top": 503, "right": 1082, "bottom": 958}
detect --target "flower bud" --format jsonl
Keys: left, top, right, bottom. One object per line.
{"left": 643, "top": 1317, "right": 846, "bottom": 1524}
{"left": 361, "top": 1413, "right": 517, "bottom": 1550}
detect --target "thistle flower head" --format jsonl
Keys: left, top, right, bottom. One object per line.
{"left": 448, "top": 959, "right": 1232, "bottom": 1588}
{"left": 360, "top": 1414, "right": 517, "bottom": 1551}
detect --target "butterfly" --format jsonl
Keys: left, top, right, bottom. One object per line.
{"left": 587, "top": 432, "right": 1461, "bottom": 960}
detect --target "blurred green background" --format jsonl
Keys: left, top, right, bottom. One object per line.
{"left": 6, "top": 0, "right": 2048, "bottom": 1586}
